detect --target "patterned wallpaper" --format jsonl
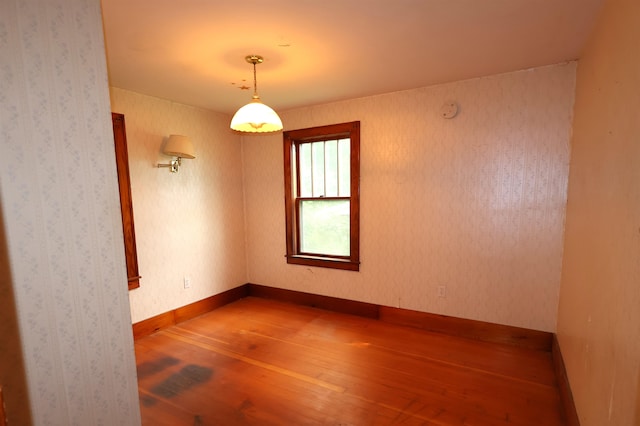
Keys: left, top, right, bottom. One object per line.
{"left": 0, "top": 0, "right": 140, "bottom": 424}
{"left": 109, "top": 88, "right": 248, "bottom": 323}
{"left": 243, "top": 63, "right": 576, "bottom": 332}
{"left": 557, "top": 0, "right": 640, "bottom": 424}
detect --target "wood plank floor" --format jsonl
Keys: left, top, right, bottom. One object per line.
{"left": 134, "top": 297, "right": 565, "bottom": 425}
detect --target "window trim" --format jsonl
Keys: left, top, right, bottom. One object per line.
{"left": 283, "top": 121, "right": 360, "bottom": 271}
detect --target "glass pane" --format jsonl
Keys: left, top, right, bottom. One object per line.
{"left": 300, "top": 200, "right": 350, "bottom": 256}
{"left": 338, "top": 138, "right": 350, "bottom": 196}
{"left": 325, "top": 140, "right": 338, "bottom": 197}
{"left": 299, "top": 143, "right": 312, "bottom": 197}
{"left": 312, "top": 142, "right": 325, "bottom": 197}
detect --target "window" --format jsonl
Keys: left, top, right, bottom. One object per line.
{"left": 283, "top": 121, "right": 360, "bottom": 271}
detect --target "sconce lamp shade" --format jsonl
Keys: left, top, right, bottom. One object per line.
{"left": 230, "top": 97, "right": 283, "bottom": 133}
{"left": 163, "top": 135, "right": 195, "bottom": 159}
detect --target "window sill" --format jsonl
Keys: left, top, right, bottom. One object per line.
{"left": 286, "top": 255, "right": 360, "bottom": 271}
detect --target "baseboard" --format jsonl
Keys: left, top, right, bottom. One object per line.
{"left": 133, "top": 283, "right": 552, "bottom": 352}
{"left": 552, "top": 335, "right": 580, "bottom": 425}
{"left": 132, "top": 285, "right": 249, "bottom": 340}
{"left": 379, "top": 306, "right": 552, "bottom": 351}
{"left": 132, "top": 310, "right": 175, "bottom": 340}
{"left": 247, "top": 283, "right": 551, "bottom": 351}
{"left": 0, "top": 387, "right": 6, "bottom": 426}
{"left": 246, "top": 284, "right": 379, "bottom": 319}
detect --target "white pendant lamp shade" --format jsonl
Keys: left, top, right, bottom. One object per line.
{"left": 230, "top": 96, "right": 283, "bottom": 132}
{"left": 230, "top": 55, "right": 283, "bottom": 133}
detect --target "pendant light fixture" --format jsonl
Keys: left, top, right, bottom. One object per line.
{"left": 230, "top": 55, "right": 283, "bottom": 133}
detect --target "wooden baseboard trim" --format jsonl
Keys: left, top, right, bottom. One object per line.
{"left": 132, "top": 285, "right": 249, "bottom": 340}
{"left": 552, "top": 335, "right": 580, "bottom": 425}
{"left": 132, "top": 310, "right": 174, "bottom": 341}
{"left": 247, "top": 284, "right": 379, "bottom": 319}
{"left": 133, "top": 283, "right": 552, "bottom": 352}
{"left": 379, "top": 306, "right": 552, "bottom": 351}
{"left": 247, "top": 283, "right": 551, "bottom": 351}
{"left": 0, "top": 387, "right": 6, "bottom": 426}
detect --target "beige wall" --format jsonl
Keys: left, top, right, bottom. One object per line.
{"left": 109, "top": 88, "right": 248, "bottom": 323}
{"left": 557, "top": 0, "right": 640, "bottom": 424}
{"left": 0, "top": 0, "right": 140, "bottom": 424}
{"left": 243, "top": 63, "right": 576, "bottom": 332}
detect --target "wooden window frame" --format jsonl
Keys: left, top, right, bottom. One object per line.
{"left": 283, "top": 121, "right": 360, "bottom": 271}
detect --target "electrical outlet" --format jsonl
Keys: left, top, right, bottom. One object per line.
{"left": 437, "top": 286, "right": 446, "bottom": 298}
{"left": 184, "top": 276, "right": 191, "bottom": 289}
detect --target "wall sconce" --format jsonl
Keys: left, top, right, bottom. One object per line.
{"left": 157, "top": 135, "right": 195, "bottom": 173}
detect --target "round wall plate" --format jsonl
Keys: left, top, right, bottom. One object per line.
{"left": 440, "top": 102, "right": 459, "bottom": 119}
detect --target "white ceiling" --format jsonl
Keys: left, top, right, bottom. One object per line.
{"left": 101, "top": 0, "right": 604, "bottom": 115}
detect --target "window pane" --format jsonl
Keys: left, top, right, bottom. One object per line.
{"left": 312, "top": 142, "right": 325, "bottom": 197}
{"left": 338, "top": 138, "right": 350, "bottom": 196}
{"left": 299, "top": 143, "right": 312, "bottom": 197}
{"left": 300, "top": 200, "right": 350, "bottom": 256}
{"left": 325, "top": 140, "right": 338, "bottom": 197}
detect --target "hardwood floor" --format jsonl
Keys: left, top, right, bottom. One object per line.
{"left": 134, "top": 297, "right": 565, "bottom": 425}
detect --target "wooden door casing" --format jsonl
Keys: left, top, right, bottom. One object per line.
{"left": 112, "top": 112, "right": 141, "bottom": 290}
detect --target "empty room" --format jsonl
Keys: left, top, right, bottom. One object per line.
{"left": 1, "top": 0, "right": 638, "bottom": 425}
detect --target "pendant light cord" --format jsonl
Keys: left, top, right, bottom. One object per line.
{"left": 253, "top": 60, "right": 258, "bottom": 98}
